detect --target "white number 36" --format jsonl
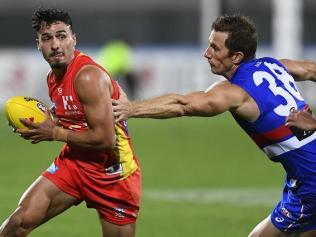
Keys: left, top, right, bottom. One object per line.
{"left": 253, "top": 62, "right": 304, "bottom": 116}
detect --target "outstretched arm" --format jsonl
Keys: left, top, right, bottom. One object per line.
{"left": 113, "top": 81, "right": 247, "bottom": 121}
{"left": 280, "top": 59, "right": 316, "bottom": 82}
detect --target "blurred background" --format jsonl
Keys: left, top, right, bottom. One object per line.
{"left": 0, "top": 1, "right": 316, "bottom": 237}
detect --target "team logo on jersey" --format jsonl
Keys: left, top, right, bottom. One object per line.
{"left": 57, "top": 87, "right": 63, "bottom": 95}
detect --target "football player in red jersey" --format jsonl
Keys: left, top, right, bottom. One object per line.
{"left": 0, "top": 8, "right": 141, "bottom": 237}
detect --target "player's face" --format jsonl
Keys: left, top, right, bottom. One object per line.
{"left": 204, "top": 31, "right": 235, "bottom": 78}
{"left": 37, "top": 21, "right": 77, "bottom": 69}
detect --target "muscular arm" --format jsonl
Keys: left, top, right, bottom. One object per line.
{"left": 113, "top": 81, "right": 247, "bottom": 120}
{"left": 18, "top": 66, "right": 116, "bottom": 150}
{"left": 280, "top": 59, "right": 316, "bottom": 82}
{"left": 64, "top": 65, "right": 116, "bottom": 149}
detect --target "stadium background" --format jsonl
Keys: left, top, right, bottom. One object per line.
{"left": 0, "top": 0, "right": 315, "bottom": 236}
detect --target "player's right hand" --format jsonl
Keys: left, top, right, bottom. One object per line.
{"left": 17, "top": 110, "right": 56, "bottom": 143}
{"left": 112, "top": 84, "right": 131, "bottom": 122}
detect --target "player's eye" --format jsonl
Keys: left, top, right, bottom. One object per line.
{"left": 57, "top": 34, "right": 67, "bottom": 40}
{"left": 41, "top": 35, "right": 51, "bottom": 42}
{"left": 212, "top": 45, "right": 219, "bottom": 51}
{"left": 210, "top": 43, "right": 218, "bottom": 51}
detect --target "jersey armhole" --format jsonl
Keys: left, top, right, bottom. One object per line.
{"left": 231, "top": 81, "right": 266, "bottom": 124}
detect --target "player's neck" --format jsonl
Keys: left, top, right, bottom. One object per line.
{"left": 51, "top": 52, "right": 75, "bottom": 80}
{"left": 225, "top": 64, "right": 239, "bottom": 80}
{"left": 52, "top": 67, "right": 67, "bottom": 81}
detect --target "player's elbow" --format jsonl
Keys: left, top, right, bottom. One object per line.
{"left": 174, "top": 95, "right": 190, "bottom": 117}
{"left": 163, "top": 104, "right": 187, "bottom": 118}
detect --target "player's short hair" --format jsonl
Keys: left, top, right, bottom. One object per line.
{"left": 212, "top": 14, "right": 258, "bottom": 61}
{"left": 31, "top": 7, "right": 73, "bottom": 33}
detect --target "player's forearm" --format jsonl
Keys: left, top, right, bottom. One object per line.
{"left": 293, "top": 61, "right": 316, "bottom": 81}
{"left": 281, "top": 59, "right": 316, "bottom": 82}
{"left": 53, "top": 126, "right": 116, "bottom": 149}
{"left": 129, "top": 94, "right": 187, "bottom": 119}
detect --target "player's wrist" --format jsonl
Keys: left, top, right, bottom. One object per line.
{"left": 52, "top": 126, "right": 69, "bottom": 142}
{"left": 130, "top": 101, "right": 139, "bottom": 117}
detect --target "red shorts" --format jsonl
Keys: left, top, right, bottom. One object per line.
{"left": 42, "top": 157, "right": 141, "bottom": 225}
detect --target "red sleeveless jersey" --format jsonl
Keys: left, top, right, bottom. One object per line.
{"left": 47, "top": 51, "right": 138, "bottom": 181}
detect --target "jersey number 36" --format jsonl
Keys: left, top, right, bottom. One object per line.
{"left": 253, "top": 62, "right": 304, "bottom": 116}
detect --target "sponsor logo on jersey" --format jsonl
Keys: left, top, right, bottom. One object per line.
{"left": 62, "top": 95, "right": 75, "bottom": 110}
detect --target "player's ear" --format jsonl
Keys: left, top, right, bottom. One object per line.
{"left": 36, "top": 38, "right": 41, "bottom": 51}
{"left": 72, "top": 33, "right": 77, "bottom": 48}
{"left": 232, "top": 51, "right": 244, "bottom": 64}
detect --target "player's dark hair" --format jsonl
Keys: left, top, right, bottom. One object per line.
{"left": 212, "top": 14, "right": 258, "bottom": 61}
{"left": 31, "top": 7, "right": 73, "bottom": 32}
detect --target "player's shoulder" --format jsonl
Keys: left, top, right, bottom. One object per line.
{"left": 76, "top": 65, "right": 110, "bottom": 82}
{"left": 205, "top": 80, "right": 228, "bottom": 91}
{"left": 240, "top": 57, "right": 280, "bottom": 68}
{"left": 74, "top": 64, "right": 113, "bottom": 98}
{"left": 206, "top": 80, "right": 247, "bottom": 97}
{"left": 204, "top": 80, "right": 250, "bottom": 112}
{"left": 74, "top": 65, "right": 112, "bottom": 93}
{"left": 257, "top": 56, "right": 278, "bottom": 62}
{"left": 235, "top": 57, "right": 284, "bottom": 79}
{"left": 254, "top": 57, "right": 286, "bottom": 69}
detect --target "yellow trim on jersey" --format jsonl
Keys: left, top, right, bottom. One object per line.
{"left": 114, "top": 124, "right": 138, "bottom": 179}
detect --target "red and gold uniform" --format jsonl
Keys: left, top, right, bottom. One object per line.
{"left": 42, "top": 50, "right": 141, "bottom": 225}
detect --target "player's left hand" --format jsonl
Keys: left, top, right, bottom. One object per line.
{"left": 16, "top": 110, "right": 56, "bottom": 144}
{"left": 112, "top": 84, "right": 132, "bottom": 122}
